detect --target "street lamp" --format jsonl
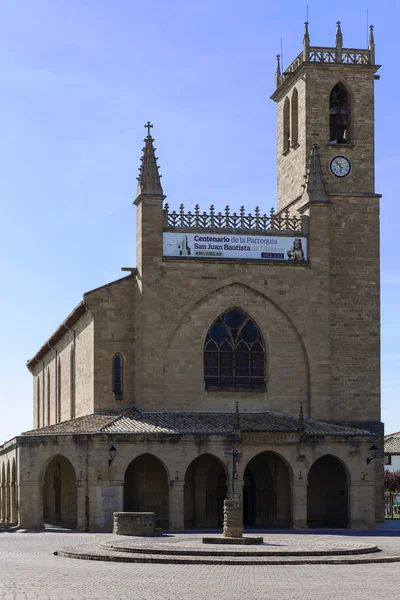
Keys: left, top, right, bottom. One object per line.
{"left": 108, "top": 444, "right": 117, "bottom": 466}
{"left": 366, "top": 444, "right": 379, "bottom": 465}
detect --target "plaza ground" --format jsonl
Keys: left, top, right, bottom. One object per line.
{"left": 0, "top": 523, "right": 400, "bottom": 600}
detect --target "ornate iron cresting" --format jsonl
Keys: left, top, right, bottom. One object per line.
{"left": 163, "top": 204, "right": 303, "bottom": 233}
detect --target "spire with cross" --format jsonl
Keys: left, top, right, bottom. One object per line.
{"left": 135, "top": 122, "right": 164, "bottom": 200}
{"left": 145, "top": 121, "right": 153, "bottom": 137}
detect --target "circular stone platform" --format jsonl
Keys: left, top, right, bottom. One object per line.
{"left": 55, "top": 533, "right": 400, "bottom": 565}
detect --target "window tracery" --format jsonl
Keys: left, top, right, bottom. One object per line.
{"left": 204, "top": 309, "right": 265, "bottom": 390}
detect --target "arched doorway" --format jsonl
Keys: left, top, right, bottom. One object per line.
{"left": 307, "top": 455, "right": 349, "bottom": 528}
{"left": 43, "top": 456, "right": 77, "bottom": 527}
{"left": 243, "top": 452, "right": 292, "bottom": 527}
{"left": 124, "top": 454, "right": 169, "bottom": 528}
{"left": 184, "top": 454, "right": 227, "bottom": 529}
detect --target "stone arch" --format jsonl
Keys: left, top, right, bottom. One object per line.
{"left": 242, "top": 451, "right": 292, "bottom": 527}
{"left": 307, "top": 454, "right": 349, "bottom": 527}
{"left": 43, "top": 455, "right": 77, "bottom": 527}
{"left": 124, "top": 453, "right": 169, "bottom": 528}
{"left": 163, "top": 282, "right": 311, "bottom": 415}
{"left": 329, "top": 81, "right": 351, "bottom": 144}
{"left": 184, "top": 453, "right": 228, "bottom": 529}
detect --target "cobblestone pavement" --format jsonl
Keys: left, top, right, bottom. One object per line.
{"left": 1, "top": 529, "right": 400, "bottom": 600}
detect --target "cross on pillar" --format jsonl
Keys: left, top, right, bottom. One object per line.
{"left": 224, "top": 439, "right": 242, "bottom": 495}
{"left": 145, "top": 121, "right": 153, "bottom": 136}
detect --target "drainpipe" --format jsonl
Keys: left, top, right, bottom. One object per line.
{"left": 48, "top": 343, "right": 58, "bottom": 424}
{"left": 64, "top": 325, "right": 76, "bottom": 419}
{"left": 34, "top": 358, "right": 45, "bottom": 428}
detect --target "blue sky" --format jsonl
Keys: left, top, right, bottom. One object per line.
{"left": 0, "top": 1, "right": 398, "bottom": 443}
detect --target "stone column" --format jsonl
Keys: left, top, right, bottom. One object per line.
{"left": 10, "top": 482, "right": 17, "bottom": 524}
{"left": 291, "top": 480, "right": 308, "bottom": 529}
{"left": 169, "top": 482, "right": 185, "bottom": 531}
{"left": 76, "top": 480, "right": 88, "bottom": 532}
{"left": 350, "top": 479, "right": 375, "bottom": 529}
{"left": 0, "top": 482, "right": 4, "bottom": 522}
{"left": 223, "top": 493, "right": 243, "bottom": 538}
{"left": 18, "top": 481, "right": 43, "bottom": 529}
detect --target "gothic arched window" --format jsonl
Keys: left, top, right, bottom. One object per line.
{"left": 291, "top": 88, "right": 299, "bottom": 147}
{"left": 329, "top": 82, "right": 350, "bottom": 144}
{"left": 36, "top": 377, "right": 41, "bottom": 429}
{"left": 112, "top": 354, "right": 124, "bottom": 398}
{"left": 47, "top": 368, "right": 51, "bottom": 425}
{"left": 204, "top": 309, "right": 265, "bottom": 390}
{"left": 57, "top": 358, "right": 61, "bottom": 424}
{"left": 283, "top": 96, "right": 291, "bottom": 153}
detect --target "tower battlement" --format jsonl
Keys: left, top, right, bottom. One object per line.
{"left": 273, "top": 22, "right": 376, "bottom": 95}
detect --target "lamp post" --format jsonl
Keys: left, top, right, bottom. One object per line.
{"left": 366, "top": 444, "right": 378, "bottom": 465}
{"left": 108, "top": 444, "right": 117, "bottom": 466}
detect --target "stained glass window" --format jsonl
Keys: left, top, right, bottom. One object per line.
{"left": 113, "top": 354, "right": 124, "bottom": 398}
{"left": 204, "top": 309, "right": 265, "bottom": 390}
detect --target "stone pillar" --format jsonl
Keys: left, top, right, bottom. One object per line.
{"left": 0, "top": 482, "right": 4, "bottom": 522}
{"left": 10, "top": 482, "right": 17, "bottom": 524}
{"left": 5, "top": 482, "right": 9, "bottom": 522}
{"left": 291, "top": 480, "right": 308, "bottom": 529}
{"left": 76, "top": 481, "right": 88, "bottom": 532}
{"left": 223, "top": 494, "right": 243, "bottom": 538}
{"left": 88, "top": 482, "right": 124, "bottom": 532}
{"left": 18, "top": 481, "right": 43, "bottom": 529}
{"left": 350, "top": 479, "right": 376, "bottom": 529}
{"left": 169, "top": 482, "right": 185, "bottom": 531}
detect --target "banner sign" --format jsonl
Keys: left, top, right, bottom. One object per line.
{"left": 163, "top": 232, "right": 307, "bottom": 261}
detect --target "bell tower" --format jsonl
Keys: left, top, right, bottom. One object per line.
{"left": 273, "top": 23, "right": 383, "bottom": 522}
{"left": 271, "top": 21, "right": 379, "bottom": 213}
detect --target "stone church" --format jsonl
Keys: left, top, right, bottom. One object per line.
{"left": 0, "top": 22, "right": 383, "bottom": 532}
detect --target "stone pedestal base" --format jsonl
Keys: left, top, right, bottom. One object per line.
{"left": 113, "top": 512, "right": 155, "bottom": 536}
{"left": 223, "top": 496, "right": 243, "bottom": 538}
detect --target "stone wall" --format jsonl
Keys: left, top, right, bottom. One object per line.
{"left": 30, "top": 310, "right": 94, "bottom": 428}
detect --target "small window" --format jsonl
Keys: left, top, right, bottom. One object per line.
{"left": 384, "top": 455, "right": 392, "bottom": 466}
{"left": 204, "top": 309, "right": 265, "bottom": 390}
{"left": 283, "top": 97, "right": 290, "bottom": 153}
{"left": 47, "top": 368, "right": 51, "bottom": 425}
{"left": 291, "top": 88, "right": 298, "bottom": 147}
{"left": 329, "top": 82, "right": 350, "bottom": 144}
{"left": 36, "top": 378, "right": 41, "bottom": 428}
{"left": 57, "top": 358, "right": 62, "bottom": 423}
{"left": 113, "top": 354, "right": 124, "bottom": 398}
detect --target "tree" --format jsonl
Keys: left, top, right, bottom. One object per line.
{"left": 384, "top": 469, "right": 400, "bottom": 518}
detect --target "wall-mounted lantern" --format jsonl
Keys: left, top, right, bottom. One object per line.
{"left": 108, "top": 444, "right": 117, "bottom": 466}
{"left": 366, "top": 444, "right": 378, "bottom": 465}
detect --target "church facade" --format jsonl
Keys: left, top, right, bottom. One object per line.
{"left": 0, "top": 23, "right": 383, "bottom": 531}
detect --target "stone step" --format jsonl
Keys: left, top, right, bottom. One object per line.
{"left": 56, "top": 545, "right": 400, "bottom": 566}
{"left": 99, "top": 541, "right": 379, "bottom": 557}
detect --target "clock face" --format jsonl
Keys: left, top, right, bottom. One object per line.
{"left": 330, "top": 156, "right": 351, "bottom": 178}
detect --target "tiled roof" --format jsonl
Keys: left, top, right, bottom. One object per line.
{"left": 22, "top": 406, "right": 372, "bottom": 438}
{"left": 385, "top": 433, "right": 400, "bottom": 454}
